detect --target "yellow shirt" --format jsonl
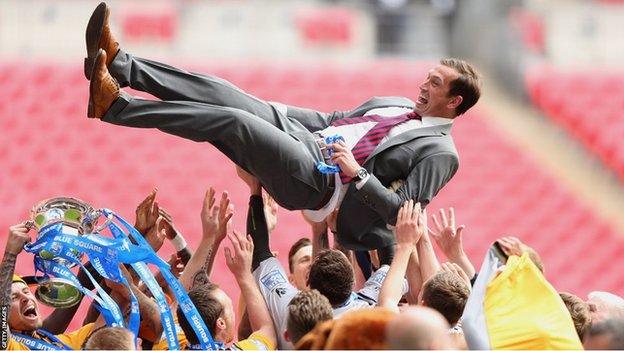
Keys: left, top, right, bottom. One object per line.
{"left": 231, "top": 331, "right": 275, "bottom": 350}
{"left": 151, "top": 323, "right": 188, "bottom": 350}
{"left": 153, "top": 331, "right": 275, "bottom": 350}
{"left": 7, "top": 323, "right": 96, "bottom": 350}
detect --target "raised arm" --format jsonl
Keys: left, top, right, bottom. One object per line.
{"left": 1, "top": 223, "right": 31, "bottom": 350}
{"left": 237, "top": 166, "right": 275, "bottom": 270}
{"left": 178, "top": 188, "right": 232, "bottom": 290}
{"left": 302, "top": 211, "right": 330, "bottom": 259}
{"left": 415, "top": 209, "right": 440, "bottom": 283}
{"left": 105, "top": 267, "right": 163, "bottom": 342}
{"left": 225, "top": 232, "right": 277, "bottom": 346}
{"left": 430, "top": 207, "right": 475, "bottom": 279}
{"left": 378, "top": 201, "right": 424, "bottom": 312}
{"left": 158, "top": 208, "right": 193, "bottom": 264}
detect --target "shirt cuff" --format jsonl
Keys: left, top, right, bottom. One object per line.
{"left": 355, "top": 174, "right": 370, "bottom": 190}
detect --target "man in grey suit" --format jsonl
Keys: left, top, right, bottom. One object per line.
{"left": 85, "top": 3, "right": 481, "bottom": 255}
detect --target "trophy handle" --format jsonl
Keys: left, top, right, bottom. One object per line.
{"left": 89, "top": 210, "right": 114, "bottom": 234}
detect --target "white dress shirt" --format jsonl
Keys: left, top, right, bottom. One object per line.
{"left": 303, "top": 107, "right": 453, "bottom": 222}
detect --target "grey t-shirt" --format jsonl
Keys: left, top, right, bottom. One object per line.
{"left": 253, "top": 258, "right": 409, "bottom": 348}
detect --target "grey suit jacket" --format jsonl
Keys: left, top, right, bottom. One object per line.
{"left": 286, "top": 96, "right": 459, "bottom": 250}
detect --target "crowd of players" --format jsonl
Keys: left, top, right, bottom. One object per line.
{"left": 2, "top": 165, "right": 624, "bottom": 350}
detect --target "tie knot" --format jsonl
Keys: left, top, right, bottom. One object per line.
{"left": 407, "top": 112, "right": 422, "bottom": 120}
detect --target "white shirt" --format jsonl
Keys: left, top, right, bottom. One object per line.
{"left": 303, "top": 107, "right": 453, "bottom": 222}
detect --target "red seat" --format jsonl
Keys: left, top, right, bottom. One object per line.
{"left": 526, "top": 65, "right": 624, "bottom": 183}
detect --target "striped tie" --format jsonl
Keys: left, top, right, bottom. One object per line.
{"left": 335, "top": 112, "right": 421, "bottom": 183}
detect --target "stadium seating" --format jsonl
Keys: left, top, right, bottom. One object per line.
{"left": 526, "top": 65, "right": 624, "bottom": 180}
{"left": 1, "top": 61, "right": 623, "bottom": 332}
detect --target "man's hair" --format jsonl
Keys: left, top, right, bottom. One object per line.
{"left": 287, "top": 289, "right": 333, "bottom": 344}
{"left": 440, "top": 58, "right": 482, "bottom": 116}
{"left": 586, "top": 318, "right": 624, "bottom": 349}
{"left": 421, "top": 271, "right": 470, "bottom": 325}
{"left": 288, "top": 238, "right": 312, "bottom": 273}
{"left": 308, "top": 250, "right": 354, "bottom": 306}
{"left": 82, "top": 326, "right": 134, "bottom": 350}
{"left": 560, "top": 292, "right": 591, "bottom": 341}
{"left": 177, "top": 282, "right": 223, "bottom": 344}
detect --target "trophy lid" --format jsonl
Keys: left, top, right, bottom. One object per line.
{"left": 30, "top": 197, "right": 97, "bottom": 233}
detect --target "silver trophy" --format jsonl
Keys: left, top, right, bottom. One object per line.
{"left": 26, "top": 197, "right": 99, "bottom": 308}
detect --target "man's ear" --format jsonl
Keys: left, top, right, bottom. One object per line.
{"left": 216, "top": 316, "right": 227, "bottom": 331}
{"left": 288, "top": 274, "right": 295, "bottom": 285}
{"left": 284, "top": 329, "right": 290, "bottom": 342}
{"left": 448, "top": 95, "right": 463, "bottom": 110}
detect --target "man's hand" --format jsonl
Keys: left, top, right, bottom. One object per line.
{"left": 217, "top": 192, "right": 234, "bottom": 243}
{"left": 224, "top": 231, "right": 254, "bottom": 279}
{"left": 6, "top": 223, "right": 32, "bottom": 255}
{"left": 200, "top": 187, "right": 219, "bottom": 238}
{"left": 330, "top": 141, "right": 360, "bottom": 178}
{"left": 201, "top": 188, "right": 234, "bottom": 244}
{"left": 158, "top": 208, "right": 181, "bottom": 241}
{"left": 263, "top": 194, "right": 278, "bottom": 233}
{"left": 430, "top": 207, "right": 465, "bottom": 259}
{"left": 440, "top": 262, "right": 471, "bottom": 290}
{"left": 135, "top": 188, "right": 159, "bottom": 235}
{"left": 236, "top": 166, "right": 261, "bottom": 195}
{"left": 395, "top": 200, "right": 424, "bottom": 250}
{"left": 144, "top": 220, "right": 167, "bottom": 253}
{"left": 496, "top": 236, "right": 526, "bottom": 257}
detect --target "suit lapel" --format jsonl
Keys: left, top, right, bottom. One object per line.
{"left": 363, "top": 123, "right": 452, "bottom": 164}
{"left": 347, "top": 96, "right": 415, "bottom": 118}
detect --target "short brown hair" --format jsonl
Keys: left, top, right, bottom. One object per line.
{"left": 422, "top": 271, "right": 470, "bottom": 325}
{"left": 287, "top": 289, "right": 333, "bottom": 344}
{"left": 82, "top": 326, "right": 134, "bottom": 350}
{"left": 308, "top": 250, "right": 354, "bottom": 306}
{"left": 560, "top": 292, "right": 591, "bottom": 341}
{"left": 177, "top": 282, "right": 223, "bottom": 344}
{"left": 440, "top": 58, "right": 482, "bottom": 116}
{"left": 288, "top": 238, "right": 312, "bottom": 273}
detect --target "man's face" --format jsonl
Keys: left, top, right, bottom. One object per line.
{"left": 289, "top": 245, "right": 312, "bottom": 290}
{"left": 8, "top": 283, "right": 42, "bottom": 332}
{"left": 415, "top": 65, "right": 460, "bottom": 118}
{"left": 212, "top": 288, "right": 236, "bottom": 344}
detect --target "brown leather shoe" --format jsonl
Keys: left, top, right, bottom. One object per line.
{"left": 84, "top": 2, "right": 119, "bottom": 80}
{"left": 88, "top": 49, "right": 119, "bottom": 119}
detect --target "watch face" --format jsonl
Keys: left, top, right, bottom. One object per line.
{"left": 357, "top": 168, "right": 368, "bottom": 179}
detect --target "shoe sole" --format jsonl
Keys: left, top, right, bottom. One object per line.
{"left": 88, "top": 50, "right": 106, "bottom": 118}
{"left": 84, "top": 2, "right": 108, "bottom": 80}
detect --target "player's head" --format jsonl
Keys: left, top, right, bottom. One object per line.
{"left": 9, "top": 275, "right": 42, "bottom": 332}
{"left": 308, "top": 249, "right": 354, "bottom": 306}
{"left": 177, "top": 282, "right": 236, "bottom": 344}
{"left": 560, "top": 292, "right": 592, "bottom": 341}
{"left": 386, "top": 306, "right": 452, "bottom": 350}
{"left": 288, "top": 238, "right": 312, "bottom": 290}
{"left": 415, "top": 58, "right": 481, "bottom": 119}
{"left": 285, "top": 289, "right": 333, "bottom": 344}
{"left": 82, "top": 326, "right": 136, "bottom": 350}
{"left": 420, "top": 271, "right": 470, "bottom": 325}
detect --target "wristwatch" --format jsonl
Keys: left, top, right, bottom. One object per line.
{"left": 352, "top": 168, "right": 369, "bottom": 182}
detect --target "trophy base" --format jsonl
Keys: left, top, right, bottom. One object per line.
{"left": 34, "top": 280, "right": 83, "bottom": 309}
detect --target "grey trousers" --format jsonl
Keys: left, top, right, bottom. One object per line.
{"left": 102, "top": 50, "right": 333, "bottom": 210}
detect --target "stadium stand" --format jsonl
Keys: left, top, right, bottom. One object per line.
{"left": 1, "top": 61, "right": 624, "bottom": 334}
{"left": 526, "top": 65, "right": 624, "bottom": 180}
